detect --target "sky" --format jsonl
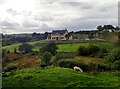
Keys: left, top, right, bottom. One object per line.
{"left": 0, "top": 0, "right": 119, "bottom": 34}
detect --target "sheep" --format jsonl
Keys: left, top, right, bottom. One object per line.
{"left": 74, "top": 66, "right": 83, "bottom": 72}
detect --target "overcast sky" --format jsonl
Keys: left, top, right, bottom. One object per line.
{"left": 0, "top": 0, "right": 119, "bottom": 34}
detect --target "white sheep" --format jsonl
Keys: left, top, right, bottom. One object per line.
{"left": 74, "top": 66, "right": 83, "bottom": 72}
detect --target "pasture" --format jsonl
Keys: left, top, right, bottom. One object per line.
{"left": 2, "top": 40, "right": 116, "bottom": 52}
{"left": 2, "top": 67, "right": 120, "bottom": 88}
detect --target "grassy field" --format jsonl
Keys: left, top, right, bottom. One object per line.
{"left": 2, "top": 41, "right": 116, "bottom": 52}
{"left": 2, "top": 67, "right": 120, "bottom": 88}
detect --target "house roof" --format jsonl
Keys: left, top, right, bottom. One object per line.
{"left": 52, "top": 30, "right": 68, "bottom": 34}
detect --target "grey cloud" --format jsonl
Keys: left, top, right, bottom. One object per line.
{"left": 34, "top": 15, "right": 53, "bottom": 22}
{"left": 6, "top": 8, "right": 17, "bottom": 16}
{"left": 22, "top": 21, "right": 39, "bottom": 28}
{"left": 1, "top": 20, "right": 19, "bottom": 29}
{"left": 59, "top": 2, "right": 93, "bottom": 9}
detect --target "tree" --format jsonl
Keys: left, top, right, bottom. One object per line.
{"left": 43, "top": 32, "right": 48, "bottom": 39}
{"left": 18, "top": 43, "right": 33, "bottom": 53}
{"left": 115, "top": 26, "right": 120, "bottom": 30}
{"left": 102, "top": 25, "right": 115, "bottom": 30}
{"left": 42, "top": 51, "right": 52, "bottom": 66}
{"left": 97, "top": 25, "right": 103, "bottom": 31}
{"left": 40, "top": 41, "right": 58, "bottom": 55}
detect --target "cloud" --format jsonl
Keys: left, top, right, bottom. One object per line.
{"left": 0, "top": 0, "right": 118, "bottom": 34}
{"left": 1, "top": 20, "right": 20, "bottom": 29}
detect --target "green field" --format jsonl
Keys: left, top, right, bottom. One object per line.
{"left": 2, "top": 41, "right": 116, "bottom": 52}
{"left": 2, "top": 67, "right": 120, "bottom": 88}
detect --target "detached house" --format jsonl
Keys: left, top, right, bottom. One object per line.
{"left": 47, "top": 28, "right": 73, "bottom": 40}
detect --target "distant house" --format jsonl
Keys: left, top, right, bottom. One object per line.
{"left": 47, "top": 28, "right": 73, "bottom": 40}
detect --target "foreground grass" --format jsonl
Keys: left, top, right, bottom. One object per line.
{"left": 2, "top": 67, "right": 120, "bottom": 88}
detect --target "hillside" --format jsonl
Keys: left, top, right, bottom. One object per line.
{"left": 2, "top": 67, "right": 120, "bottom": 88}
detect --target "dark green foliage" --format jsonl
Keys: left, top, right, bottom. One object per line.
{"left": 40, "top": 41, "right": 58, "bottom": 55}
{"left": 77, "top": 44, "right": 108, "bottom": 58}
{"left": 102, "top": 25, "right": 115, "bottom": 30}
{"left": 106, "top": 48, "right": 120, "bottom": 63}
{"left": 58, "top": 59, "right": 76, "bottom": 68}
{"left": 97, "top": 25, "right": 103, "bottom": 31}
{"left": 96, "top": 63, "right": 110, "bottom": 71}
{"left": 42, "top": 51, "right": 52, "bottom": 66}
{"left": 3, "top": 63, "right": 18, "bottom": 72}
{"left": 58, "top": 59, "right": 112, "bottom": 72}
{"left": 106, "top": 48, "right": 120, "bottom": 70}
{"left": 77, "top": 44, "right": 99, "bottom": 56}
{"left": 18, "top": 43, "right": 33, "bottom": 53}
{"left": 94, "top": 48, "right": 108, "bottom": 58}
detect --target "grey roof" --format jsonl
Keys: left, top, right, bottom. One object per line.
{"left": 52, "top": 30, "right": 68, "bottom": 34}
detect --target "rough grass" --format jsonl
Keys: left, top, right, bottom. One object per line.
{"left": 74, "top": 56, "right": 104, "bottom": 64}
{"left": 2, "top": 67, "right": 120, "bottom": 88}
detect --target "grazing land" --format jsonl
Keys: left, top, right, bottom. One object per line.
{"left": 2, "top": 67, "right": 120, "bottom": 88}
{"left": 3, "top": 40, "right": 116, "bottom": 52}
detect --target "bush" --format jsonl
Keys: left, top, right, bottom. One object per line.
{"left": 2, "top": 72, "right": 12, "bottom": 77}
{"left": 106, "top": 48, "right": 120, "bottom": 63}
{"left": 77, "top": 44, "right": 99, "bottom": 56}
{"left": 102, "top": 48, "right": 120, "bottom": 71}
{"left": 105, "top": 48, "right": 120, "bottom": 70}
{"left": 3, "top": 63, "right": 18, "bottom": 72}
{"left": 42, "top": 51, "right": 52, "bottom": 66}
{"left": 97, "top": 63, "right": 110, "bottom": 71}
{"left": 77, "top": 44, "right": 108, "bottom": 58}
{"left": 54, "top": 52, "right": 76, "bottom": 62}
{"left": 19, "top": 43, "right": 33, "bottom": 53}
{"left": 58, "top": 59, "right": 111, "bottom": 72}
{"left": 58, "top": 59, "right": 76, "bottom": 68}
{"left": 58, "top": 59, "right": 90, "bottom": 71}
{"left": 95, "top": 48, "right": 108, "bottom": 58}
{"left": 40, "top": 41, "right": 58, "bottom": 55}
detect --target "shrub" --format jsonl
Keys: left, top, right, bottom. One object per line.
{"left": 42, "top": 51, "right": 52, "bottom": 66}
{"left": 58, "top": 59, "right": 75, "bottom": 68}
{"left": 3, "top": 63, "right": 18, "bottom": 72}
{"left": 2, "top": 72, "right": 12, "bottom": 77}
{"left": 77, "top": 44, "right": 100, "bottom": 56}
{"left": 58, "top": 59, "right": 90, "bottom": 71}
{"left": 58, "top": 59, "right": 111, "bottom": 72}
{"left": 95, "top": 48, "right": 108, "bottom": 58}
{"left": 40, "top": 41, "right": 58, "bottom": 55}
{"left": 77, "top": 44, "right": 108, "bottom": 58}
{"left": 97, "top": 63, "right": 110, "bottom": 71}
{"left": 19, "top": 43, "right": 33, "bottom": 53}
{"left": 106, "top": 48, "right": 120, "bottom": 63}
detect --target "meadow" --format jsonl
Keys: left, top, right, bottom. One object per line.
{"left": 2, "top": 40, "right": 116, "bottom": 52}
{"left": 2, "top": 67, "right": 120, "bottom": 88}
